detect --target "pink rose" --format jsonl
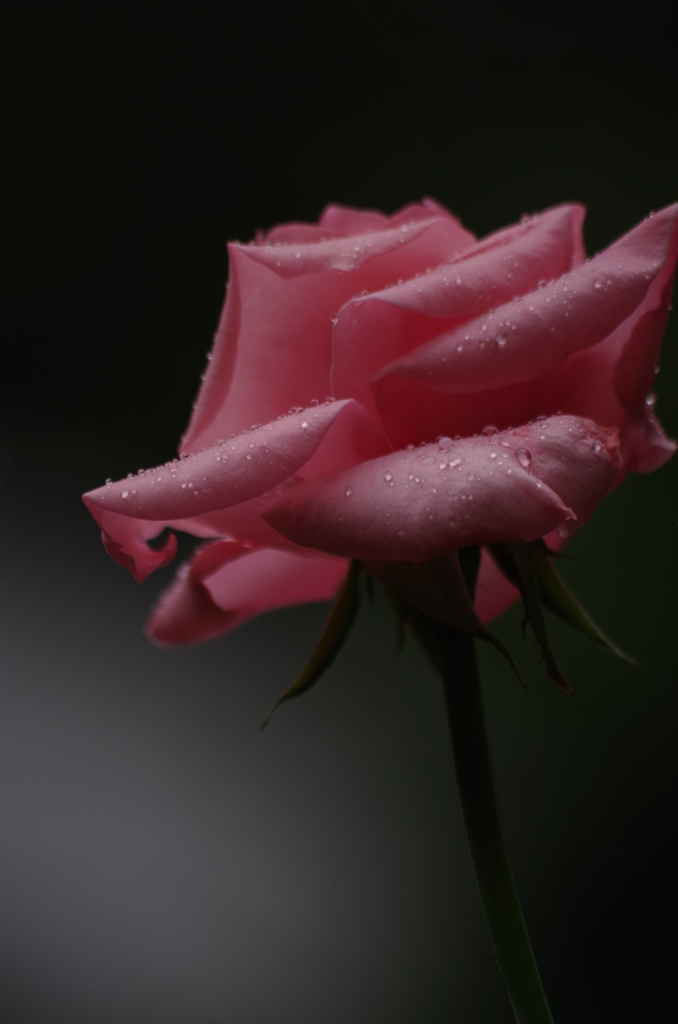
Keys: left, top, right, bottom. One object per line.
{"left": 83, "top": 199, "right": 677, "bottom": 643}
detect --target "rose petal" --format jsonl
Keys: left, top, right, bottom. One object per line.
{"left": 378, "top": 205, "right": 585, "bottom": 319}
{"left": 263, "top": 416, "right": 619, "bottom": 561}
{"left": 369, "top": 371, "right": 544, "bottom": 450}
{"left": 182, "top": 213, "right": 475, "bottom": 451}
{"left": 332, "top": 205, "right": 585, "bottom": 415}
{"left": 181, "top": 404, "right": 392, "bottom": 551}
{"left": 146, "top": 545, "right": 349, "bottom": 646}
{"left": 84, "top": 400, "right": 366, "bottom": 523}
{"left": 238, "top": 220, "right": 439, "bottom": 279}
{"left": 318, "top": 198, "right": 474, "bottom": 238}
{"left": 614, "top": 282, "right": 673, "bottom": 425}
{"left": 264, "top": 223, "right": 342, "bottom": 244}
{"left": 84, "top": 508, "right": 178, "bottom": 583}
{"left": 377, "top": 204, "right": 678, "bottom": 396}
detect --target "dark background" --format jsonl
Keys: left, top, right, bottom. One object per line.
{"left": 2, "top": 5, "right": 678, "bottom": 1022}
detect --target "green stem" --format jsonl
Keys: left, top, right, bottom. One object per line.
{"left": 436, "top": 623, "right": 555, "bottom": 1024}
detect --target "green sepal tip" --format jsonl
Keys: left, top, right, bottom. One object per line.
{"left": 490, "top": 541, "right": 638, "bottom": 681}
{"left": 533, "top": 545, "right": 639, "bottom": 666}
{"left": 260, "top": 559, "right": 362, "bottom": 730}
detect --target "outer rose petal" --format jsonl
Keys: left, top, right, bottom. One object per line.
{"left": 378, "top": 204, "right": 678, "bottom": 396}
{"left": 182, "top": 208, "right": 475, "bottom": 451}
{"left": 147, "top": 544, "right": 349, "bottom": 646}
{"left": 263, "top": 416, "right": 620, "bottom": 562}
{"left": 84, "top": 400, "right": 377, "bottom": 524}
{"left": 614, "top": 280, "right": 673, "bottom": 424}
{"left": 84, "top": 400, "right": 390, "bottom": 581}
{"left": 544, "top": 212, "right": 677, "bottom": 476}
{"left": 332, "top": 205, "right": 585, "bottom": 415}
{"left": 84, "top": 508, "right": 178, "bottom": 583}
{"left": 176, "top": 408, "right": 394, "bottom": 553}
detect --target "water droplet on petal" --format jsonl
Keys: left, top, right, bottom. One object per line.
{"left": 437, "top": 437, "right": 453, "bottom": 450}
{"left": 121, "top": 489, "right": 129, "bottom": 498}
{"left": 645, "top": 392, "right": 657, "bottom": 408}
{"left": 345, "top": 487, "right": 353, "bottom": 497}
{"left": 515, "top": 448, "right": 532, "bottom": 468}
{"left": 481, "top": 425, "right": 498, "bottom": 436}
{"left": 593, "top": 279, "right": 603, "bottom": 290}
{"left": 300, "top": 421, "right": 309, "bottom": 428}
{"left": 384, "top": 471, "right": 393, "bottom": 482}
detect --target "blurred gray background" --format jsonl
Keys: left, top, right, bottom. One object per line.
{"left": 2, "top": 5, "right": 678, "bottom": 1021}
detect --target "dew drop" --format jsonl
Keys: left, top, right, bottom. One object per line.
{"left": 481, "top": 425, "right": 498, "bottom": 436}
{"left": 645, "top": 392, "right": 657, "bottom": 408}
{"left": 437, "top": 436, "right": 454, "bottom": 450}
{"left": 106, "top": 478, "right": 112, "bottom": 486}
{"left": 345, "top": 487, "right": 353, "bottom": 497}
{"left": 496, "top": 332, "right": 508, "bottom": 347}
{"left": 384, "top": 471, "right": 393, "bottom": 482}
{"left": 300, "top": 421, "right": 309, "bottom": 428}
{"left": 515, "top": 448, "right": 532, "bottom": 468}
{"left": 593, "top": 279, "right": 603, "bottom": 290}
{"left": 121, "top": 489, "right": 129, "bottom": 499}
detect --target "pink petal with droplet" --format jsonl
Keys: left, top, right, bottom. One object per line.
{"left": 332, "top": 204, "right": 585, "bottom": 416}
{"left": 264, "top": 416, "right": 619, "bottom": 561}
{"left": 377, "top": 204, "right": 678, "bottom": 396}
{"left": 182, "top": 211, "right": 475, "bottom": 451}
{"left": 84, "top": 400, "right": 367, "bottom": 524}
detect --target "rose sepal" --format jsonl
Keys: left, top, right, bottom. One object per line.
{"left": 490, "top": 541, "right": 637, "bottom": 669}
{"left": 365, "top": 548, "right": 522, "bottom": 682}
{"left": 260, "top": 559, "right": 361, "bottom": 730}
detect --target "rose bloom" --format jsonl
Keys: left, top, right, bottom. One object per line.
{"left": 83, "top": 200, "right": 678, "bottom": 643}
